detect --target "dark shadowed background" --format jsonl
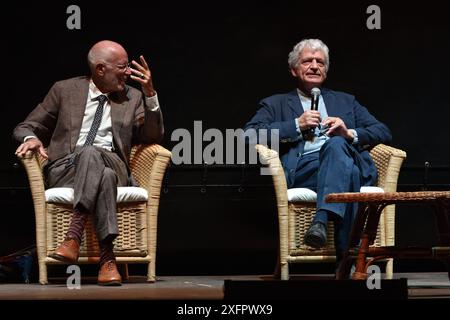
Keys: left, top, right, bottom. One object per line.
{"left": 1, "top": 1, "right": 449, "bottom": 277}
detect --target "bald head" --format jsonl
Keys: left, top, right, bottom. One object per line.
{"left": 87, "top": 40, "right": 131, "bottom": 93}
{"left": 87, "top": 40, "right": 127, "bottom": 72}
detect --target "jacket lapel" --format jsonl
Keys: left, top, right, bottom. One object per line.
{"left": 109, "top": 89, "right": 132, "bottom": 156}
{"left": 322, "top": 88, "right": 339, "bottom": 117}
{"left": 110, "top": 101, "right": 125, "bottom": 153}
{"left": 287, "top": 88, "right": 340, "bottom": 117}
{"left": 70, "top": 78, "right": 90, "bottom": 152}
{"left": 287, "top": 90, "right": 304, "bottom": 117}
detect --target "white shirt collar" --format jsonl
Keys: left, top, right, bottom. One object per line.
{"left": 89, "top": 80, "right": 110, "bottom": 100}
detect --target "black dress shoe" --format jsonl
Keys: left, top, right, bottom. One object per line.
{"left": 304, "top": 222, "right": 327, "bottom": 248}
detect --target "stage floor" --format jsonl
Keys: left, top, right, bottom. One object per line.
{"left": 0, "top": 272, "right": 449, "bottom": 300}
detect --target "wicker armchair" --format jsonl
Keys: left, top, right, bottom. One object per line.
{"left": 256, "top": 144, "right": 406, "bottom": 280}
{"left": 17, "top": 144, "right": 171, "bottom": 284}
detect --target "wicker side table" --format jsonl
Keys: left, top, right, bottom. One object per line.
{"left": 326, "top": 191, "right": 450, "bottom": 280}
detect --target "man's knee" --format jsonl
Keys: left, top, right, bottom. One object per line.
{"left": 102, "top": 167, "right": 117, "bottom": 183}
{"left": 323, "top": 136, "right": 348, "bottom": 151}
{"left": 320, "top": 136, "right": 353, "bottom": 158}
{"left": 351, "top": 164, "right": 361, "bottom": 177}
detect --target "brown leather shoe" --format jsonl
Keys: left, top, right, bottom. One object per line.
{"left": 98, "top": 260, "right": 122, "bottom": 286}
{"left": 49, "top": 238, "right": 80, "bottom": 264}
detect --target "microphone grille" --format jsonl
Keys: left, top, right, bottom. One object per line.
{"left": 311, "top": 87, "right": 321, "bottom": 97}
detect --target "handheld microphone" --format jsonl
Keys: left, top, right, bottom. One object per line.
{"left": 310, "top": 87, "right": 321, "bottom": 111}
{"left": 302, "top": 87, "right": 321, "bottom": 141}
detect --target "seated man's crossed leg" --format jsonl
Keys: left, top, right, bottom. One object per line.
{"left": 48, "top": 146, "right": 128, "bottom": 286}
{"left": 299, "top": 137, "right": 376, "bottom": 264}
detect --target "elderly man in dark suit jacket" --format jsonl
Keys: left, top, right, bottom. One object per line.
{"left": 13, "top": 40, "right": 164, "bottom": 285}
{"left": 244, "top": 39, "right": 391, "bottom": 264}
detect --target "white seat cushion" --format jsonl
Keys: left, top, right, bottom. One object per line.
{"left": 287, "top": 188, "right": 317, "bottom": 202}
{"left": 287, "top": 186, "right": 384, "bottom": 203}
{"left": 360, "top": 186, "right": 384, "bottom": 193}
{"left": 45, "top": 187, "right": 148, "bottom": 204}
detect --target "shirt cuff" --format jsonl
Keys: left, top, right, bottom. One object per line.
{"left": 145, "top": 94, "right": 160, "bottom": 111}
{"left": 294, "top": 119, "right": 304, "bottom": 140}
{"left": 24, "top": 136, "right": 37, "bottom": 142}
{"left": 349, "top": 129, "right": 359, "bottom": 145}
{"left": 294, "top": 119, "right": 300, "bottom": 133}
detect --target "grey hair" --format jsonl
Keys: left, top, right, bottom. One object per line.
{"left": 86, "top": 45, "right": 112, "bottom": 70}
{"left": 87, "top": 49, "right": 101, "bottom": 71}
{"left": 288, "top": 39, "right": 330, "bottom": 71}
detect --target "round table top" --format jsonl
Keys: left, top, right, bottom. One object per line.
{"left": 326, "top": 191, "right": 450, "bottom": 203}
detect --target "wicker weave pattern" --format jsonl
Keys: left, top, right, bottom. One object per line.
{"left": 288, "top": 203, "right": 336, "bottom": 256}
{"left": 18, "top": 143, "right": 171, "bottom": 284}
{"left": 327, "top": 191, "right": 450, "bottom": 202}
{"left": 130, "top": 146, "right": 158, "bottom": 190}
{"left": 256, "top": 143, "right": 406, "bottom": 280}
{"left": 368, "top": 144, "right": 406, "bottom": 248}
{"left": 46, "top": 202, "right": 148, "bottom": 256}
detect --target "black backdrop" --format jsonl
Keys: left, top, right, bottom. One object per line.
{"left": 1, "top": 1, "right": 449, "bottom": 276}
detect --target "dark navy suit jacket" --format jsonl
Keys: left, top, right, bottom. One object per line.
{"left": 244, "top": 88, "right": 392, "bottom": 188}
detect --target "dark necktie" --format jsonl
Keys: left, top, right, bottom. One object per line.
{"left": 84, "top": 94, "right": 107, "bottom": 146}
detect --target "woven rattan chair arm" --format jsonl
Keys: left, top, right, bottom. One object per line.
{"left": 255, "top": 144, "right": 289, "bottom": 264}
{"left": 129, "top": 143, "right": 171, "bottom": 219}
{"left": 255, "top": 144, "right": 287, "bottom": 193}
{"left": 17, "top": 151, "right": 46, "bottom": 204}
{"left": 370, "top": 144, "right": 407, "bottom": 163}
{"left": 369, "top": 144, "right": 406, "bottom": 192}
{"left": 129, "top": 144, "right": 172, "bottom": 193}
{"left": 16, "top": 151, "right": 47, "bottom": 260}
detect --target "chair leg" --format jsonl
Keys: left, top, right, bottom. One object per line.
{"left": 39, "top": 260, "right": 48, "bottom": 285}
{"left": 147, "top": 261, "right": 156, "bottom": 282}
{"left": 280, "top": 263, "right": 289, "bottom": 280}
{"left": 336, "top": 256, "right": 353, "bottom": 280}
{"left": 121, "top": 263, "right": 129, "bottom": 281}
{"left": 385, "top": 258, "right": 394, "bottom": 279}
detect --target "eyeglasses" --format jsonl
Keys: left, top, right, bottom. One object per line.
{"left": 103, "top": 62, "right": 131, "bottom": 72}
{"left": 116, "top": 62, "right": 132, "bottom": 71}
{"left": 301, "top": 60, "right": 325, "bottom": 68}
